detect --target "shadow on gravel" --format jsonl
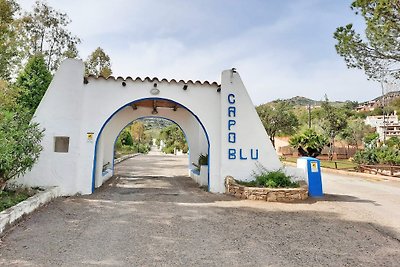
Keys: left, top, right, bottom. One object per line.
{"left": 301, "top": 193, "right": 381, "bottom": 206}
{"left": 1, "top": 199, "right": 399, "bottom": 267}
{"left": 88, "top": 175, "right": 235, "bottom": 204}
{"left": 95, "top": 175, "right": 380, "bottom": 207}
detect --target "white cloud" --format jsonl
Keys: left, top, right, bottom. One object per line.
{"left": 16, "top": 0, "right": 381, "bottom": 104}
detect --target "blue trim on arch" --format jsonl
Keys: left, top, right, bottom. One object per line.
{"left": 91, "top": 97, "right": 211, "bottom": 193}
{"left": 111, "top": 116, "right": 193, "bottom": 175}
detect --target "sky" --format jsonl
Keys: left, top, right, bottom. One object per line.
{"left": 18, "top": 0, "right": 382, "bottom": 104}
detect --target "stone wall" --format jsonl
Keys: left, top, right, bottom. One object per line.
{"left": 114, "top": 153, "right": 140, "bottom": 165}
{"left": 225, "top": 176, "right": 308, "bottom": 202}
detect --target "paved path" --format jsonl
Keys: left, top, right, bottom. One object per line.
{"left": 0, "top": 153, "right": 399, "bottom": 266}
{"left": 322, "top": 171, "right": 400, "bottom": 239}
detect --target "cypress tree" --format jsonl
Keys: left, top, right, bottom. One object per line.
{"left": 15, "top": 54, "right": 52, "bottom": 116}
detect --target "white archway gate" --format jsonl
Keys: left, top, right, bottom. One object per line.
{"left": 16, "top": 59, "right": 282, "bottom": 195}
{"left": 94, "top": 98, "right": 210, "bottom": 190}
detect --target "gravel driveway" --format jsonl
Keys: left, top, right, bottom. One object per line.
{"left": 0, "top": 153, "right": 399, "bottom": 266}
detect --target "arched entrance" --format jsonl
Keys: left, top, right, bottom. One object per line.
{"left": 16, "top": 59, "right": 283, "bottom": 196}
{"left": 92, "top": 98, "right": 210, "bottom": 192}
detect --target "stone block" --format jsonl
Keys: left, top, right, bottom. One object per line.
{"left": 266, "top": 193, "right": 277, "bottom": 202}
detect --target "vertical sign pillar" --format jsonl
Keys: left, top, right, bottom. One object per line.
{"left": 297, "top": 157, "right": 323, "bottom": 197}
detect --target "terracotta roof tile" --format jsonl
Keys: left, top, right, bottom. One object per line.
{"left": 85, "top": 74, "right": 219, "bottom": 86}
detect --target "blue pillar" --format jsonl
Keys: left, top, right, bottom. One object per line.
{"left": 297, "top": 157, "right": 323, "bottom": 197}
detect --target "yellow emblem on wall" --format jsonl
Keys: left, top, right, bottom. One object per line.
{"left": 310, "top": 161, "right": 318, "bottom": 172}
{"left": 87, "top": 132, "right": 94, "bottom": 142}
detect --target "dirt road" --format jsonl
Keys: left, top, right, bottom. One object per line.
{"left": 0, "top": 153, "right": 399, "bottom": 266}
{"left": 322, "top": 171, "right": 400, "bottom": 239}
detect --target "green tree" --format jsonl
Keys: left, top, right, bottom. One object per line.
{"left": 340, "top": 101, "right": 359, "bottom": 119}
{"left": 339, "top": 118, "right": 372, "bottom": 148}
{"left": 21, "top": 0, "right": 80, "bottom": 72}
{"left": 0, "top": 108, "right": 44, "bottom": 190}
{"left": 85, "top": 47, "right": 112, "bottom": 77}
{"left": 0, "top": 0, "right": 20, "bottom": 80}
{"left": 0, "top": 80, "right": 19, "bottom": 110}
{"left": 256, "top": 101, "right": 299, "bottom": 148}
{"left": 334, "top": 0, "right": 400, "bottom": 80}
{"left": 342, "top": 101, "right": 359, "bottom": 111}
{"left": 116, "top": 128, "right": 133, "bottom": 147}
{"left": 370, "top": 106, "right": 384, "bottom": 116}
{"left": 385, "top": 136, "right": 400, "bottom": 149}
{"left": 364, "top": 104, "right": 395, "bottom": 117}
{"left": 320, "top": 96, "right": 348, "bottom": 160}
{"left": 159, "top": 124, "right": 188, "bottom": 154}
{"left": 388, "top": 97, "right": 400, "bottom": 113}
{"left": 131, "top": 121, "right": 146, "bottom": 144}
{"left": 289, "top": 128, "right": 328, "bottom": 158}
{"left": 15, "top": 54, "right": 52, "bottom": 116}
{"left": 63, "top": 42, "right": 79, "bottom": 59}
{"left": 293, "top": 106, "right": 309, "bottom": 127}
{"left": 363, "top": 132, "right": 379, "bottom": 148}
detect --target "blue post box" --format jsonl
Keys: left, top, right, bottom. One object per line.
{"left": 297, "top": 157, "right": 323, "bottom": 197}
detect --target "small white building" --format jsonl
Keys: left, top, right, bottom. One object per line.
{"left": 377, "top": 124, "right": 400, "bottom": 141}
{"left": 365, "top": 112, "right": 400, "bottom": 141}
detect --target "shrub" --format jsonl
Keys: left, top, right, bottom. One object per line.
{"left": 138, "top": 143, "right": 150, "bottom": 153}
{"left": 118, "top": 129, "right": 133, "bottom": 146}
{"left": 353, "top": 146, "right": 400, "bottom": 165}
{"left": 115, "top": 142, "right": 150, "bottom": 157}
{"left": 385, "top": 137, "right": 400, "bottom": 149}
{"left": 353, "top": 148, "right": 378, "bottom": 165}
{"left": 236, "top": 166, "right": 299, "bottom": 188}
{"left": 194, "top": 154, "right": 208, "bottom": 172}
{"left": 376, "top": 146, "right": 400, "bottom": 165}
{"left": 198, "top": 154, "right": 208, "bottom": 166}
{"left": 289, "top": 128, "right": 328, "bottom": 158}
{"left": 0, "top": 110, "right": 44, "bottom": 190}
{"left": 254, "top": 170, "right": 299, "bottom": 188}
{"left": 162, "top": 146, "right": 175, "bottom": 154}
{"left": 364, "top": 132, "right": 379, "bottom": 148}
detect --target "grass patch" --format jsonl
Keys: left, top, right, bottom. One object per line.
{"left": 236, "top": 167, "right": 299, "bottom": 188}
{"left": 235, "top": 180, "right": 257, "bottom": 187}
{"left": 282, "top": 157, "right": 357, "bottom": 170}
{"left": 319, "top": 160, "right": 357, "bottom": 170}
{"left": 0, "top": 189, "right": 37, "bottom": 212}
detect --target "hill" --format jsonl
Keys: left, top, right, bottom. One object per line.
{"left": 267, "top": 96, "right": 345, "bottom": 107}
{"left": 356, "top": 91, "right": 400, "bottom": 111}
{"left": 367, "top": 91, "right": 400, "bottom": 104}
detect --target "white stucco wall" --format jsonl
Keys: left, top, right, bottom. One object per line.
{"left": 15, "top": 60, "right": 85, "bottom": 194}
{"left": 15, "top": 59, "right": 283, "bottom": 195}
{"left": 220, "top": 70, "right": 282, "bottom": 181}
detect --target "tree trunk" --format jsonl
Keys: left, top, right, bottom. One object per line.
{"left": 270, "top": 136, "right": 275, "bottom": 148}
{"left": 328, "top": 138, "right": 335, "bottom": 161}
{"left": 0, "top": 178, "right": 7, "bottom": 191}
